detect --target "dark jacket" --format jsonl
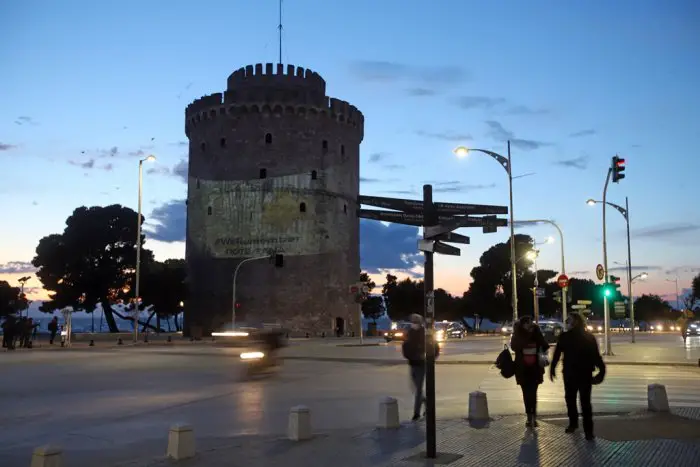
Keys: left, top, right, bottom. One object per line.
{"left": 550, "top": 327, "right": 606, "bottom": 383}
{"left": 510, "top": 326, "right": 549, "bottom": 386}
{"left": 403, "top": 327, "right": 440, "bottom": 366}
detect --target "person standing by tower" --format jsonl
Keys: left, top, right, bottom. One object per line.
{"left": 550, "top": 312, "right": 606, "bottom": 441}
{"left": 402, "top": 313, "right": 440, "bottom": 421}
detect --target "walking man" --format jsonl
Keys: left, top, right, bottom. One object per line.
{"left": 550, "top": 312, "right": 606, "bottom": 440}
{"left": 402, "top": 313, "right": 440, "bottom": 421}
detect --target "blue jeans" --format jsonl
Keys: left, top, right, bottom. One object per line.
{"left": 410, "top": 364, "right": 426, "bottom": 417}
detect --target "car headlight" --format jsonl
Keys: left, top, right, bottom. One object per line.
{"left": 597, "top": 326, "right": 603, "bottom": 331}
{"left": 586, "top": 325, "right": 593, "bottom": 331}
{"left": 394, "top": 332, "right": 403, "bottom": 337}
{"left": 691, "top": 324, "right": 698, "bottom": 328}
{"left": 501, "top": 327, "right": 508, "bottom": 332}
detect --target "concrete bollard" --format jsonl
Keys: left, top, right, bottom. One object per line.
{"left": 89, "top": 339, "right": 94, "bottom": 347}
{"left": 30, "top": 445, "right": 63, "bottom": 467}
{"left": 468, "top": 391, "right": 490, "bottom": 421}
{"left": 117, "top": 338, "right": 123, "bottom": 345}
{"left": 167, "top": 335, "right": 172, "bottom": 343}
{"left": 167, "top": 423, "right": 195, "bottom": 460}
{"left": 288, "top": 405, "right": 312, "bottom": 441}
{"left": 647, "top": 384, "right": 670, "bottom": 412}
{"left": 378, "top": 397, "right": 400, "bottom": 429}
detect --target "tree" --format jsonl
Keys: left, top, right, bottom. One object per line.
{"left": 139, "top": 259, "right": 188, "bottom": 332}
{"left": 361, "top": 296, "right": 384, "bottom": 324}
{"left": 382, "top": 274, "right": 423, "bottom": 322}
{"left": 634, "top": 294, "right": 672, "bottom": 322}
{"left": 359, "top": 272, "right": 376, "bottom": 294}
{"left": 0, "top": 281, "right": 21, "bottom": 318}
{"left": 32, "top": 205, "right": 155, "bottom": 332}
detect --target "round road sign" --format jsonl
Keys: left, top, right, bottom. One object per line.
{"left": 557, "top": 274, "right": 569, "bottom": 289}
{"left": 595, "top": 264, "right": 605, "bottom": 281}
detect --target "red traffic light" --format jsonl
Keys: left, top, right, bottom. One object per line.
{"left": 615, "top": 158, "right": 626, "bottom": 167}
{"left": 235, "top": 302, "right": 242, "bottom": 309}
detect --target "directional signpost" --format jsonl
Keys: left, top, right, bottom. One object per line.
{"left": 614, "top": 301, "right": 626, "bottom": 318}
{"left": 359, "top": 187, "right": 508, "bottom": 461}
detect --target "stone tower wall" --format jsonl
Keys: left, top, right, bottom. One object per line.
{"left": 184, "top": 63, "right": 364, "bottom": 337}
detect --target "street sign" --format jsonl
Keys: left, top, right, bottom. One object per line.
{"left": 596, "top": 264, "right": 605, "bottom": 281}
{"left": 358, "top": 195, "right": 423, "bottom": 213}
{"left": 578, "top": 300, "right": 592, "bottom": 305}
{"left": 557, "top": 274, "right": 569, "bottom": 289}
{"left": 359, "top": 209, "right": 423, "bottom": 226}
{"left": 358, "top": 195, "right": 507, "bottom": 216}
{"left": 423, "top": 215, "right": 508, "bottom": 237}
{"left": 418, "top": 239, "right": 461, "bottom": 256}
{"left": 432, "top": 231, "right": 470, "bottom": 244}
{"left": 571, "top": 304, "right": 588, "bottom": 309}
{"left": 535, "top": 288, "right": 545, "bottom": 297}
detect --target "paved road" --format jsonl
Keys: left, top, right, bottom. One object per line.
{"left": 1, "top": 347, "right": 699, "bottom": 466}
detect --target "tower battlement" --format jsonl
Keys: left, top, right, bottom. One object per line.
{"left": 185, "top": 63, "right": 363, "bottom": 139}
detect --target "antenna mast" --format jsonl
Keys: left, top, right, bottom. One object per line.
{"left": 278, "top": 0, "right": 283, "bottom": 65}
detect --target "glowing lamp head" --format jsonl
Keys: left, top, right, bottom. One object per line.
{"left": 145, "top": 154, "right": 156, "bottom": 162}
{"left": 586, "top": 199, "right": 596, "bottom": 206}
{"left": 453, "top": 146, "right": 470, "bottom": 158}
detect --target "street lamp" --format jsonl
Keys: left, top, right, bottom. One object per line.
{"left": 453, "top": 141, "right": 518, "bottom": 324}
{"left": 666, "top": 277, "right": 680, "bottom": 311}
{"left": 586, "top": 196, "right": 633, "bottom": 346}
{"left": 633, "top": 272, "right": 648, "bottom": 282}
{"left": 18, "top": 276, "right": 31, "bottom": 318}
{"left": 134, "top": 154, "right": 156, "bottom": 342}
{"left": 529, "top": 237, "right": 554, "bottom": 322}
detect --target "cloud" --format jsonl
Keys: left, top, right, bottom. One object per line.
{"left": 383, "top": 189, "right": 418, "bottom": 195}
{"left": 569, "top": 129, "right": 596, "bottom": 138}
{"left": 554, "top": 156, "right": 589, "bottom": 170}
{"left": 424, "top": 180, "right": 496, "bottom": 193}
{"left": 171, "top": 141, "right": 188, "bottom": 147}
{"left": 348, "top": 61, "right": 469, "bottom": 96}
{"left": 147, "top": 166, "right": 171, "bottom": 176}
{"left": 607, "top": 265, "right": 662, "bottom": 272}
{"left": 0, "top": 261, "right": 37, "bottom": 274}
{"left": 406, "top": 88, "right": 437, "bottom": 97}
{"left": 14, "top": 116, "right": 38, "bottom": 126}
{"left": 69, "top": 159, "right": 96, "bottom": 169}
{"left": 453, "top": 97, "right": 549, "bottom": 117}
{"left": 383, "top": 164, "right": 405, "bottom": 170}
{"left": 0, "top": 142, "right": 17, "bottom": 151}
{"left": 360, "top": 177, "right": 400, "bottom": 184}
{"left": 368, "top": 152, "right": 389, "bottom": 163}
{"left": 455, "top": 96, "right": 507, "bottom": 110}
{"left": 172, "top": 159, "right": 188, "bottom": 182}
{"left": 414, "top": 130, "right": 472, "bottom": 142}
{"left": 147, "top": 199, "right": 187, "bottom": 243}
{"left": 484, "top": 121, "right": 549, "bottom": 151}
{"left": 360, "top": 219, "right": 422, "bottom": 274}
{"left": 632, "top": 223, "right": 700, "bottom": 240}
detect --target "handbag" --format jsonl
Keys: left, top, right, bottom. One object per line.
{"left": 538, "top": 351, "right": 550, "bottom": 368}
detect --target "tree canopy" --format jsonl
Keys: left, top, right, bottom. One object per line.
{"left": 633, "top": 294, "right": 672, "bottom": 322}
{"left": 0, "top": 281, "right": 22, "bottom": 318}
{"left": 32, "top": 204, "right": 155, "bottom": 332}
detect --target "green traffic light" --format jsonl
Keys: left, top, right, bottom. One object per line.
{"left": 604, "top": 288, "right": 612, "bottom": 297}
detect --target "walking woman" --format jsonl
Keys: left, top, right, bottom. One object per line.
{"left": 510, "top": 316, "right": 550, "bottom": 427}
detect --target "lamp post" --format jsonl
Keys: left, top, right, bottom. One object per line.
{"left": 587, "top": 196, "right": 633, "bottom": 344}
{"left": 453, "top": 141, "right": 518, "bottom": 324}
{"left": 134, "top": 154, "right": 156, "bottom": 343}
{"left": 17, "top": 276, "right": 31, "bottom": 318}
{"left": 666, "top": 276, "right": 680, "bottom": 311}
{"left": 514, "top": 220, "right": 567, "bottom": 323}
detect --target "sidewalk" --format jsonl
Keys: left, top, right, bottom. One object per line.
{"left": 61, "top": 410, "right": 700, "bottom": 467}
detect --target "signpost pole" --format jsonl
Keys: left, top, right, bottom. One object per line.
{"left": 423, "top": 184, "right": 437, "bottom": 459}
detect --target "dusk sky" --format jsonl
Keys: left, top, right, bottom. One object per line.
{"left": 1, "top": 0, "right": 698, "bottom": 306}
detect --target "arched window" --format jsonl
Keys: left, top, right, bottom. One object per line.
{"left": 200, "top": 142, "right": 206, "bottom": 152}
{"left": 259, "top": 168, "right": 267, "bottom": 179}
{"left": 340, "top": 144, "right": 345, "bottom": 155}
{"left": 220, "top": 137, "right": 227, "bottom": 148}
{"left": 322, "top": 140, "right": 328, "bottom": 151}
{"left": 299, "top": 202, "right": 306, "bottom": 213}
{"left": 265, "top": 133, "right": 272, "bottom": 144}
{"left": 207, "top": 206, "right": 212, "bottom": 216}
{"left": 311, "top": 170, "right": 317, "bottom": 180}
{"left": 343, "top": 204, "right": 347, "bottom": 214}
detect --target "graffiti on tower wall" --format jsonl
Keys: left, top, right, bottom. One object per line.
{"left": 188, "top": 171, "right": 351, "bottom": 258}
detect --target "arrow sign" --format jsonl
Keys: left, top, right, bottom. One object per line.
{"left": 424, "top": 216, "right": 508, "bottom": 238}
{"left": 358, "top": 195, "right": 423, "bottom": 213}
{"left": 359, "top": 195, "right": 507, "bottom": 216}
{"left": 433, "top": 232, "right": 470, "bottom": 244}
{"left": 571, "top": 304, "right": 588, "bottom": 309}
{"left": 359, "top": 209, "right": 423, "bottom": 226}
{"left": 577, "top": 300, "right": 592, "bottom": 305}
{"left": 418, "top": 239, "right": 461, "bottom": 256}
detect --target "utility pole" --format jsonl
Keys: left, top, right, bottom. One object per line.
{"left": 422, "top": 184, "right": 437, "bottom": 459}
{"left": 602, "top": 166, "right": 613, "bottom": 355}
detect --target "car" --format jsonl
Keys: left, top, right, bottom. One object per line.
{"left": 384, "top": 322, "right": 411, "bottom": 342}
{"left": 500, "top": 323, "right": 514, "bottom": 335}
{"left": 586, "top": 321, "right": 605, "bottom": 333}
{"left": 537, "top": 319, "right": 565, "bottom": 343}
{"left": 686, "top": 321, "right": 699, "bottom": 335}
{"left": 435, "top": 321, "right": 466, "bottom": 341}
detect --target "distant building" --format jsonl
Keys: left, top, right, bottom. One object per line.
{"left": 184, "top": 63, "right": 365, "bottom": 338}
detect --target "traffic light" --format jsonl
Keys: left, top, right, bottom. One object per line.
{"left": 612, "top": 155, "right": 626, "bottom": 183}
{"left": 235, "top": 302, "right": 242, "bottom": 309}
{"left": 603, "top": 275, "right": 622, "bottom": 298}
